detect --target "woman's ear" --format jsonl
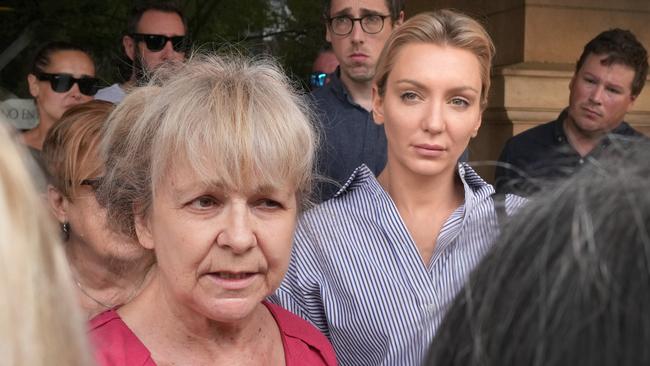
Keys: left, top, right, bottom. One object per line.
{"left": 372, "top": 85, "right": 385, "bottom": 126}
{"left": 134, "top": 209, "right": 155, "bottom": 250}
{"left": 27, "top": 74, "right": 40, "bottom": 99}
{"left": 47, "top": 184, "right": 68, "bottom": 224}
{"left": 471, "top": 116, "right": 482, "bottom": 138}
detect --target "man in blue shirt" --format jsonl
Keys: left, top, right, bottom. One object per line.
{"left": 312, "top": 0, "right": 404, "bottom": 201}
{"left": 495, "top": 29, "right": 648, "bottom": 196}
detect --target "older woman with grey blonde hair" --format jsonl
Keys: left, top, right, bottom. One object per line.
{"left": 89, "top": 54, "right": 337, "bottom": 366}
{"left": 0, "top": 122, "right": 93, "bottom": 366}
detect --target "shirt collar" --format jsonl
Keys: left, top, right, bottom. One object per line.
{"left": 335, "top": 163, "right": 493, "bottom": 215}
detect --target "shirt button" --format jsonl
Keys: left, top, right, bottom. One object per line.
{"left": 579, "top": 158, "right": 584, "bottom": 164}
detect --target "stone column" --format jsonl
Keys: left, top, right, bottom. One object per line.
{"left": 405, "top": 0, "right": 650, "bottom": 181}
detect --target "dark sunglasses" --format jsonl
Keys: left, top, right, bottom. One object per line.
{"left": 130, "top": 33, "right": 188, "bottom": 52}
{"left": 35, "top": 72, "right": 100, "bottom": 96}
{"left": 80, "top": 177, "right": 103, "bottom": 191}
{"left": 310, "top": 72, "right": 328, "bottom": 88}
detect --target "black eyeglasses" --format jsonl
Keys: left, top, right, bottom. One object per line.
{"left": 130, "top": 33, "right": 188, "bottom": 52}
{"left": 328, "top": 14, "right": 390, "bottom": 36}
{"left": 35, "top": 73, "right": 100, "bottom": 96}
{"left": 80, "top": 177, "right": 103, "bottom": 191}
{"left": 310, "top": 72, "right": 328, "bottom": 88}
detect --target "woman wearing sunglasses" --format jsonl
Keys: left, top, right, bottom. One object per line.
{"left": 24, "top": 41, "right": 99, "bottom": 151}
{"left": 42, "top": 100, "right": 154, "bottom": 318}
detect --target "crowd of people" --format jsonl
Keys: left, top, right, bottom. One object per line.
{"left": 1, "top": 0, "right": 649, "bottom": 365}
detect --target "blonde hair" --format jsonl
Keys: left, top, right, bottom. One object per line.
{"left": 100, "top": 53, "right": 318, "bottom": 239}
{"left": 0, "top": 122, "right": 93, "bottom": 366}
{"left": 374, "top": 10, "right": 495, "bottom": 109}
{"left": 42, "top": 100, "right": 114, "bottom": 199}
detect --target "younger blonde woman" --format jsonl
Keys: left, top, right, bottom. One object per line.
{"left": 271, "top": 10, "right": 526, "bottom": 365}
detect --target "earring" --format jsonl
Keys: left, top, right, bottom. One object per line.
{"left": 61, "top": 222, "right": 70, "bottom": 241}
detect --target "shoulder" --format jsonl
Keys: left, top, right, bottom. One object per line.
{"left": 311, "top": 82, "right": 334, "bottom": 101}
{"left": 265, "top": 302, "right": 337, "bottom": 366}
{"left": 503, "top": 119, "right": 557, "bottom": 151}
{"left": 310, "top": 83, "right": 340, "bottom": 111}
{"left": 89, "top": 310, "right": 154, "bottom": 366}
{"left": 94, "top": 84, "right": 125, "bottom": 104}
{"left": 613, "top": 122, "right": 648, "bottom": 139}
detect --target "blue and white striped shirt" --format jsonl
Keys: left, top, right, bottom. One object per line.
{"left": 270, "top": 164, "right": 525, "bottom": 365}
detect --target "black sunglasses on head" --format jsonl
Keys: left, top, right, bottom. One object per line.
{"left": 35, "top": 72, "right": 100, "bottom": 96}
{"left": 130, "top": 33, "right": 188, "bottom": 52}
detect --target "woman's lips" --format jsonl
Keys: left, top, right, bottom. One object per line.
{"left": 207, "top": 271, "right": 259, "bottom": 290}
{"left": 413, "top": 144, "right": 445, "bottom": 157}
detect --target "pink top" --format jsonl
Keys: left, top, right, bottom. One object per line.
{"left": 89, "top": 301, "right": 337, "bottom": 366}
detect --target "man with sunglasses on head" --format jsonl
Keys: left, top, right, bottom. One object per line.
{"left": 95, "top": 1, "right": 187, "bottom": 104}
{"left": 310, "top": 0, "right": 404, "bottom": 202}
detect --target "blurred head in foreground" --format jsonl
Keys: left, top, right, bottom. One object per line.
{"left": 0, "top": 121, "right": 92, "bottom": 366}
{"left": 427, "top": 138, "right": 650, "bottom": 366}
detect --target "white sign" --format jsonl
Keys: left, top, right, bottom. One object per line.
{"left": 0, "top": 98, "right": 38, "bottom": 130}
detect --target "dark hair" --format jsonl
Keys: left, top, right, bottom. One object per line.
{"left": 322, "top": 0, "right": 404, "bottom": 22}
{"left": 30, "top": 41, "right": 92, "bottom": 75}
{"left": 427, "top": 139, "right": 650, "bottom": 365}
{"left": 126, "top": 0, "right": 187, "bottom": 35}
{"left": 575, "top": 28, "right": 648, "bottom": 97}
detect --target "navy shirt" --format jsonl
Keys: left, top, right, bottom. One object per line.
{"left": 311, "top": 68, "right": 387, "bottom": 201}
{"left": 495, "top": 109, "right": 646, "bottom": 196}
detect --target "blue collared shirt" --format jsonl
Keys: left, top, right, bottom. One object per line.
{"left": 270, "top": 164, "right": 525, "bottom": 365}
{"left": 311, "top": 68, "right": 387, "bottom": 202}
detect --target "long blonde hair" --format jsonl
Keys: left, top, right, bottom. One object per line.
{"left": 0, "top": 122, "right": 93, "bottom": 366}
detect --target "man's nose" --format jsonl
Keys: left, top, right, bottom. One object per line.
{"left": 349, "top": 19, "right": 365, "bottom": 43}
{"left": 159, "top": 40, "right": 176, "bottom": 59}
{"left": 589, "top": 85, "right": 604, "bottom": 104}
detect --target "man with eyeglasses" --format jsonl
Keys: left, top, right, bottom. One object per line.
{"left": 95, "top": 2, "right": 187, "bottom": 104}
{"left": 312, "top": 0, "right": 404, "bottom": 201}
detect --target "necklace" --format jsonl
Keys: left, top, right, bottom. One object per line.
{"left": 74, "top": 273, "right": 147, "bottom": 310}
{"left": 75, "top": 279, "right": 115, "bottom": 309}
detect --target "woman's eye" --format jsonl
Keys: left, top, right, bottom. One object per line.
{"left": 400, "top": 91, "right": 419, "bottom": 102}
{"left": 449, "top": 97, "right": 469, "bottom": 107}
{"left": 584, "top": 77, "right": 596, "bottom": 84}
{"left": 256, "top": 199, "right": 283, "bottom": 210}
{"left": 189, "top": 196, "right": 217, "bottom": 209}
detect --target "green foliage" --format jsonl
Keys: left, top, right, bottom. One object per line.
{"left": 0, "top": 0, "right": 326, "bottom": 97}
